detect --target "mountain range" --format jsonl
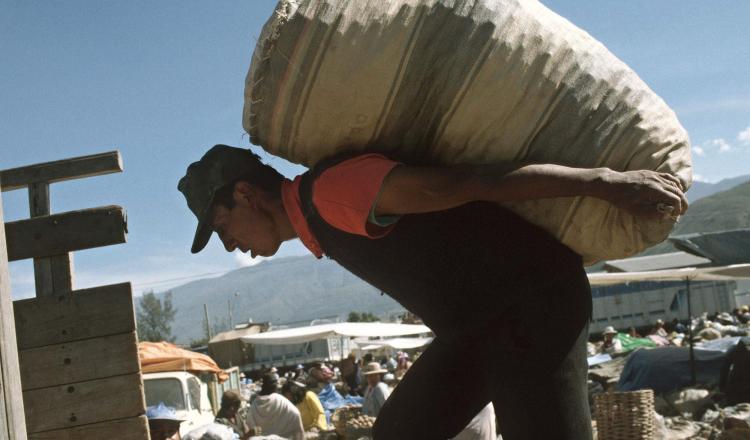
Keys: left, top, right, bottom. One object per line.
{"left": 163, "top": 256, "right": 405, "bottom": 344}
{"left": 156, "top": 174, "right": 750, "bottom": 344}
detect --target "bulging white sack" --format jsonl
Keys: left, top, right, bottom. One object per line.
{"left": 243, "top": 0, "right": 692, "bottom": 264}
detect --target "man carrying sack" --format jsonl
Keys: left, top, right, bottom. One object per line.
{"left": 179, "top": 145, "right": 687, "bottom": 439}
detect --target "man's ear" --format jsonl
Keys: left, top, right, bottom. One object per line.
{"left": 233, "top": 181, "right": 259, "bottom": 207}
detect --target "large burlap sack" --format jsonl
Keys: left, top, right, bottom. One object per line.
{"left": 243, "top": 0, "right": 692, "bottom": 264}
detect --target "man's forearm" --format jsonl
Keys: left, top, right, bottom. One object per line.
{"left": 376, "top": 161, "right": 685, "bottom": 218}
{"left": 469, "top": 163, "right": 609, "bottom": 203}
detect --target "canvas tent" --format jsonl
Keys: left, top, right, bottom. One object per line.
{"left": 587, "top": 264, "right": 750, "bottom": 286}
{"left": 240, "top": 322, "right": 432, "bottom": 345}
{"left": 139, "top": 341, "right": 228, "bottom": 383}
{"left": 355, "top": 337, "right": 434, "bottom": 351}
{"left": 588, "top": 263, "right": 750, "bottom": 383}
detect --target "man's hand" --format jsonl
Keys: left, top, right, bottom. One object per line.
{"left": 595, "top": 169, "right": 688, "bottom": 220}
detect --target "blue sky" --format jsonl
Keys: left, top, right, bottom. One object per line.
{"left": 2, "top": 1, "right": 749, "bottom": 299}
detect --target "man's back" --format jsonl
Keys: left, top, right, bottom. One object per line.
{"left": 246, "top": 393, "right": 304, "bottom": 440}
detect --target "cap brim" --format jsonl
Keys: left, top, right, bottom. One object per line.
{"left": 191, "top": 222, "right": 213, "bottom": 254}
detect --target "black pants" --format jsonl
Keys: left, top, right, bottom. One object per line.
{"left": 372, "top": 267, "right": 593, "bottom": 440}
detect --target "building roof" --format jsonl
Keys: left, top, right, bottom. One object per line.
{"left": 603, "top": 252, "right": 711, "bottom": 273}
{"left": 209, "top": 323, "right": 268, "bottom": 344}
{"left": 670, "top": 229, "right": 750, "bottom": 265}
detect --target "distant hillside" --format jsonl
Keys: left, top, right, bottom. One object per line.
{"left": 673, "top": 180, "right": 750, "bottom": 235}
{"left": 640, "top": 180, "right": 750, "bottom": 256}
{"left": 687, "top": 175, "right": 750, "bottom": 202}
{"left": 155, "top": 256, "right": 405, "bottom": 344}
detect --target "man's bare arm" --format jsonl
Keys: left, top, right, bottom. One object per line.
{"left": 375, "top": 163, "right": 688, "bottom": 220}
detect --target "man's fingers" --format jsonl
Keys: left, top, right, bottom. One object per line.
{"left": 659, "top": 173, "right": 684, "bottom": 191}
{"left": 658, "top": 176, "right": 689, "bottom": 214}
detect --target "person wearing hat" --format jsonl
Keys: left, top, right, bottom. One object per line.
{"left": 651, "top": 318, "right": 668, "bottom": 337}
{"left": 362, "top": 362, "right": 391, "bottom": 417}
{"left": 716, "top": 311, "right": 736, "bottom": 326}
{"left": 147, "top": 402, "right": 184, "bottom": 440}
{"left": 599, "top": 326, "right": 622, "bottom": 355}
{"left": 245, "top": 373, "right": 304, "bottom": 440}
{"left": 214, "top": 390, "right": 254, "bottom": 440}
{"left": 178, "top": 145, "right": 687, "bottom": 440}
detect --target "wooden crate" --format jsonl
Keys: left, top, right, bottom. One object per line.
{"left": 2, "top": 151, "right": 148, "bottom": 439}
{"left": 14, "top": 283, "right": 148, "bottom": 438}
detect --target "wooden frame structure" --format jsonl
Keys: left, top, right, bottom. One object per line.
{"left": 0, "top": 152, "right": 149, "bottom": 439}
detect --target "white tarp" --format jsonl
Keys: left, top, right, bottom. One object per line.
{"left": 241, "top": 322, "right": 432, "bottom": 345}
{"left": 355, "top": 337, "right": 434, "bottom": 351}
{"left": 587, "top": 263, "right": 750, "bottom": 286}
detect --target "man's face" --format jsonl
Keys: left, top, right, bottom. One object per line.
{"left": 209, "top": 182, "right": 282, "bottom": 258}
{"left": 366, "top": 374, "right": 380, "bottom": 387}
{"left": 149, "top": 420, "right": 181, "bottom": 440}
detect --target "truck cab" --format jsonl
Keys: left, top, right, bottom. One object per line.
{"left": 143, "top": 371, "right": 215, "bottom": 435}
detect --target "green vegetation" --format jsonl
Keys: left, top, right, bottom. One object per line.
{"left": 347, "top": 311, "right": 380, "bottom": 322}
{"left": 673, "top": 181, "right": 750, "bottom": 235}
{"left": 136, "top": 291, "right": 177, "bottom": 342}
{"left": 642, "top": 180, "right": 750, "bottom": 256}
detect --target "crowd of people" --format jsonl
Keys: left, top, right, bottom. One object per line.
{"left": 591, "top": 305, "right": 750, "bottom": 356}
{"left": 145, "top": 350, "right": 420, "bottom": 440}
{"left": 146, "top": 348, "right": 504, "bottom": 439}
{"left": 146, "top": 307, "right": 750, "bottom": 439}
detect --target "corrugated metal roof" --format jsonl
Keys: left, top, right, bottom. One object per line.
{"left": 603, "top": 252, "right": 711, "bottom": 273}
{"left": 670, "top": 229, "right": 750, "bottom": 265}
{"left": 209, "top": 323, "right": 268, "bottom": 343}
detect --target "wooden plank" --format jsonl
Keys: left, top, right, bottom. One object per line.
{"left": 28, "top": 181, "right": 75, "bottom": 295}
{"left": 29, "top": 182, "right": 54, "bottom": 295}
{"left": 23, "top": 373, "right": 145, "bottom": 433}
{"left": 14, "top": 282, "right": 135, "bottom": 350}
{"left": 0, "top": 150, "right": 122, "bottom": 193}
{"left": 29, "top": 416, "right": 148, "bottom": 440}
{"left": 0, "top": 183, "right": 28, "bottom": 438}
{"left": 20, "top": 332, "right": 140, "bottom": 391}
{"left": 4, "top": 205, "right": 127, "bottom": 262}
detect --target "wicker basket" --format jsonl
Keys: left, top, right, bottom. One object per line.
{"left": 331, "top": 405, "right": 363, "bottom": 437}
{"left": 593, "top": 390, "right": 655, "bottom": 440}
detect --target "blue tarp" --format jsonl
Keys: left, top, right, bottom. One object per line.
{"left": 617, "top": 346, "right": 729, "bottom": 394}
{"left": 317, "top": 383, "right": 363, "bottom": 425}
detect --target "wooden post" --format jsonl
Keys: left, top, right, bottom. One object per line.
{"left": 204, "top": 304, "right": 212, "bottom": 340}
{"left": 0, "top": 184, "right": 29, "bottom": 438}
{"left": 28, "top": 182, "right": 74, "bottom": 296}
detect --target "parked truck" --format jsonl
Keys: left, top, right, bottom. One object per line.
{"left": 143, "top": 371, "right": 215, "bottom": 435}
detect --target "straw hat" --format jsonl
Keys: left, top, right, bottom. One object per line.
{"left": 362, "top": 361, "right": 388, "bottom": 375}
{"left": 717, "top": 312, "right": 734, "bottom": 323}
{"left": 741, "top": 305, "right": 749, "bottom": 313}
{"left": 602, "top": 326, "right": 617, "bottom": 336}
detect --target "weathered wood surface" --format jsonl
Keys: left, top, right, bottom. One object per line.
{"left": 29, "top": 415, "right": 148, "bottom": 440}
{"left": 14, "top": 282, "right": 135, "bottom": 350}
{"left": 20, "top": 332, "right": 140, "bottom": 391}
{"left": 5, "top": 205, "right": 127, "bottom": 262}
{"left": 0, "top": 184, "right": 28, "bottom": 438}
{"left": 29, "top": 181, "right": 75, "bottom": 296}
{"left": 23, "top": 373, "right": 145, "bottom": 433}
{"left": 0, "top": 150, "right": 122, "bottom": 193}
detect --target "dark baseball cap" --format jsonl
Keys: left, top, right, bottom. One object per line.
{"left": 178, "top": 145, "right": 262, "bottom": 254}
